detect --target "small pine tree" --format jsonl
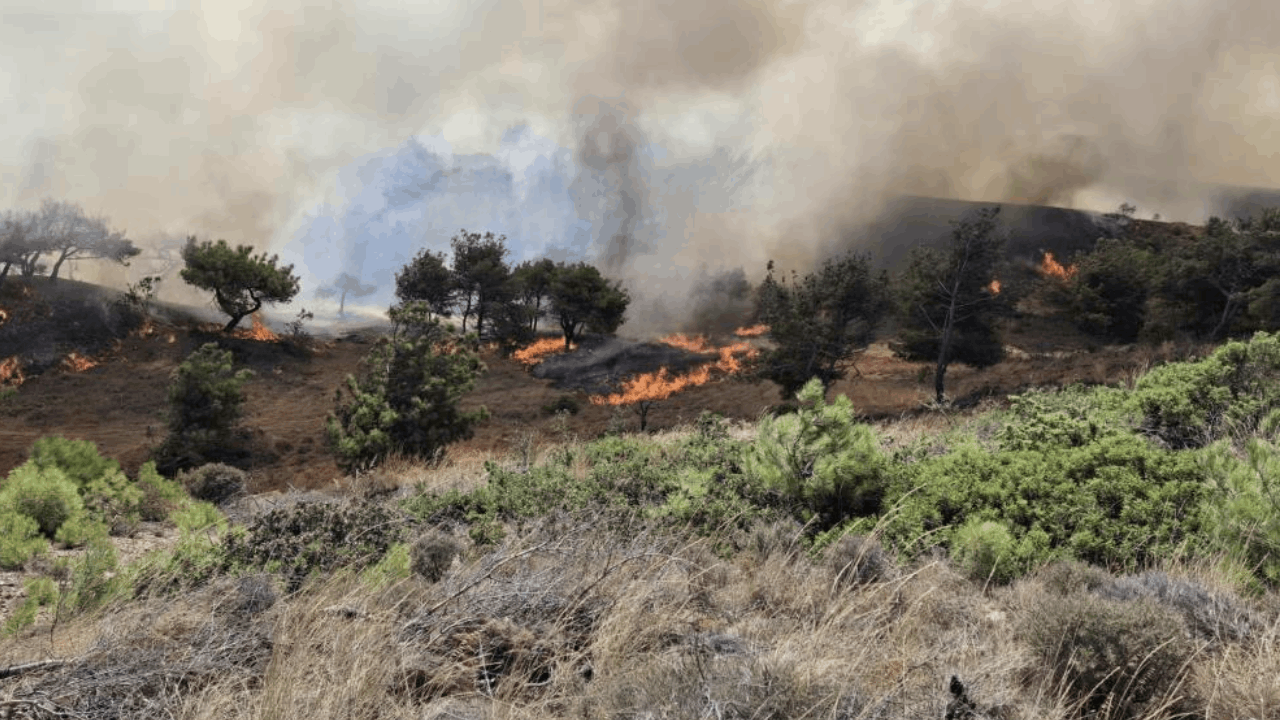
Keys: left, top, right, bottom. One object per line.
{"left": 179, "top": 237, "right": 300, "bottom": 332}
{"left": 155, "top": 343, "right": 254, "bottom": 473}
{"left": 327, "top": 302, "right": 488, "bottom": 473}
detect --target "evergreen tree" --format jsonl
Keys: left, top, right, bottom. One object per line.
{"left": 179, "top": 237, "right": 300, "bottom": 332}
{"left": 895, "top": 207, "right": 1006, "bottom": 404}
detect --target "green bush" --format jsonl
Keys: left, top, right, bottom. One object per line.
{"left": 54, "top": 513, "right": 109, "bottom": 547}
{"left": 172, "top": 500, "right": 226, "bottom": 535}
{"left": 27, "top": 436, "right": 119, "bottom": 488}
{"left": 950, "top": 519, "right": 1020, "bottom": 585}
{"left": 61, "top": 537, "right": 125, "bottom": 616}
{"left": 879, "top": 433, "right": 1207, "bottom": 575}
{"left": 327, "top": 305, "right": 487, "bottom": 473}
{"left": 743, "top": 378, "right": 887, "bottom": 531}
{"left": 1022, "top": 592, "right": 1199, "bottom": 718}
{"left": 135, "top": 462, "right": 187, "bottom": 522}
{"left": 0, "top": 510, "right": 47, "bottom": 569}
{"left": 156, "top": 342, "right": 253, "bottom": 473}
{"left": 0, "top": 462, "right": 84, "bottom": 538}
{"left": 81, "top": 468, "right": 144, "bottom": 532}
{"left": 3, "top": 577, "right": 59, "bottom": 636}
{"left": 1134, "top": 331, "right": 1280, "bottom": 448}
{"left": 996, "top": 386, "right": 1136, "bottom": 451}
{"left": 1200, "top": 413, "right": 1280, "bottom": 585}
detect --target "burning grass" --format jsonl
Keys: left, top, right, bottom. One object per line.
{"left": 734, "top": 323, "right": 769, "bottom": 338}
{"left": 591, "top": 339, "right": 757, "bottom": 407}
{"left": 1039, "top": 251, "right": 1079, "bottom": 282}
{"left": 513, "top": 336, "right": 574, "bottom": 366}
{"left": 0, "top": 355, "right": 24, "bottom": 387}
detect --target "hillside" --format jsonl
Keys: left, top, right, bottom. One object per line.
{"left": 0, "top": 276, "right": 1185, "bottom": 493}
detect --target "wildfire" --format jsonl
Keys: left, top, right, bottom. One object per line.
{"left": 0, "top": 308, "right": 8, "bottom": 326}
{"left": 0, "top": 356, "right": 24, "bottom": 387}
{"left": 734, "top": 324, "right": 769, "bottom": 338}
{"left": 238, "top": 312, "right": 280, "bottom": 342}
{"left": 1038, "top": 252, "right": 1078, "bottom": 282}
{"left": 590, "top": 341, "right": 757, "bottom": 407}
{"left": 987, "top": 278, "right": 1002, "bottom": 295}
{"left": 660, "top": 333, "right": 716, "bottom": 354}
{"left": 513, "top": 336, "right": 575, "bottom": 366}
{"left": 62, "top": 352, "right": 98, "bottom": 373}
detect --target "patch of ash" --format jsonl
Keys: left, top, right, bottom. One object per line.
{"left": 530, "top": 334, "right": 715, "bottom": 394}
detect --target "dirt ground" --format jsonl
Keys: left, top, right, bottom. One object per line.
{"left": 0, "top": 278, "right": 1197, "bottom": 495}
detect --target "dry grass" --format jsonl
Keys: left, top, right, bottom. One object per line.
{"left": 3, "top": 507, "right": 1277, "bottom": 720}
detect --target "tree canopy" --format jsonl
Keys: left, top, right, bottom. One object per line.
{"left": 179, "top": 237, "right": 301, "bottom": 332}
{"left": 0, "top": 201, "right": 138, "bottom": 287}
{"left": 548, "top": 262, "right": 630, "bottom": 349}
{"left": 316, "top": 272, "right": 377, "bottom": 316}
{"left": 895, "top": 206, "right": 1007, "bottom": 403}
{"left": 450, "top": 230, "right": 512, "bottom": 336}
{"left": 752, "top": 252, "right": 892, "bottom": 398}
{"left": 395, "top": 247, "right": 455, "bottom": 319}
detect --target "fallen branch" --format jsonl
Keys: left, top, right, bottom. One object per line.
{"left": 0, "top": 658, "right": 70, "bottom": 680}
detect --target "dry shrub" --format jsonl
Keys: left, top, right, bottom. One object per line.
{"left": 826, "top": 533, "right": 896, "bottom": 588}
{"left": 1020, "top": 591, "right": 1201, "bottom": 719}
{"left": 410, "top": 530, "right": 464, "bottom": 582}
{"left": 179, "top": 462, "right": 247, "bottom": 506}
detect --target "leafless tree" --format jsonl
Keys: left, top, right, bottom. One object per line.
{"left": 33, "top": 199, "right": 140, "bottom": 282}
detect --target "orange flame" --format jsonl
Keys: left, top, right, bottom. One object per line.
{"left": 239, "top": 312, "right": 279, "bottom": 342}
{"left": 513, "top": 336, "right": 575, "bottom": 365}
{"left": 590, "top": 342, "right": 757, "bottom": 406}
{"left": 0, "top": 308, "right": 8, "bottom": 326}
{"left": 0, "top": 356, "right": 24, "bottom": 387}
{"left": 660, "top": 333, "right": 716, "bottom": 354}
{"left": 1038, "top": 252, "right": 1078, "bottom": 282}
{"left": 62, "top": 352, "right": 98, "bottom": 372}
{"left": 987, "top": 278, "right": 1002, "bottom": 295}
{"left": 734, "top": 324, "right": 769, "bottom": 338}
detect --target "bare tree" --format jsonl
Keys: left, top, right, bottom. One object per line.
{"left": 34, "top": 199, "right": 140, "bottom": 282}
{"left": 0, "top": 209, "right": 39, "bottom": 289}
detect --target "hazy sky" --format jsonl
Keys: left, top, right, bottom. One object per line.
{"left": 2, "top": 0, "right": 1278, "bottom": 327}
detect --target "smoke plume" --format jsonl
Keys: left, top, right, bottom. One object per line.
{"left": 2, "top": 0, "right": 1278, "bottom": 331}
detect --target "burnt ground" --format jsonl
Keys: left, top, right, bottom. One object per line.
{"left": 0, "top": 277, "right": 1197, "bottom": 494}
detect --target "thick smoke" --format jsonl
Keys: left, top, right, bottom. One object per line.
{"left": 2, "top": 0, "right": 1278, "bottom": 331}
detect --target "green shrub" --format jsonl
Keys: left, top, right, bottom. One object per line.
{"left": 0, "top": 510, "right": 47, "bottom": 569}
{"left": 327, "top": 305, "right": 487, "bottom": 473}
{"left": 131, "top": 531, "right": 229, "bottom": 597}
{"left": 3, "top": 577, "right": 59, "bottom": 636}
{"left": 410, "top": 531, "right": 463, "bottom": 582}
{"left": 179, "top": 462, "right": 246, "bottom": 505}
{"left": 363, "top": 542, "right": 412, "bottom": 589}
{"left": 134, "top": 462, "right": 186, "bottom": 522}
{"left": 0, "top": 462, "right": 84, "bottom": 537}
{"left": 172, "top": 500, "right": 226, "bottom": 535}
{"left": 1134, "top": 332, "right": 1280, "bottom": 448}
{"left": 743, "top": 378, "right": 887, "bottom": 531}
{"left": 61, "top": 537, "right": 125, "bottom": 616}
{"left": 27, "top": 436, "right": 119, "bottom": 489}
{"left": 880, "top": 433, "right": 1207, "bottom": 575}
{"left": 996, "top": 386, "right": 1136, "bottom": 451}
{"left": 54, "top": 513, "right": 109, "bottom": 547}
{"left": 1200, "top": 415, "right": 1280, "bottom": 585}
{"left": 81, "top": 468, "right": 144, "bottom": 532}
{"left": 950, "top": 519, "right": 1020, "bottom": 585}
{"left": 156, "top": 342, "right": 253, "bottom": 473}
{"left": 1022, "top": 592, "right": 1199, "bottom": 718}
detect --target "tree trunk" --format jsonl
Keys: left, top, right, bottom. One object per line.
{"left": 49, "top": 250, "right": 71, "bottom": 281}
{"left": 339, "top": 289, "right": 347, "bottom": 316}
{"left": 0, "top": 261, "right": 10, "bottom": 289}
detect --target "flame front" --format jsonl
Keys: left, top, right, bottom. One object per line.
{"left": 62, "top": 352, "right": 98, "bottom": 372}
{"left": 987, "top": 278, "right": 1001, "bottom": 295}
{"left": 591, "top": 341, "right": 757, "bottom": 406}
{"left": 0, "top": 356, "right": 24, "bottom": 387}
{"left": 239, "top": 312, "right": 280, "bottom": 342}
{"left": 660, "top": 333, "right": 716, "bottom": 353}
{"left": 513, "top": 337, "right": 575, "bottom": 366}
{"left": 0, "top": 308, "right": 9, "bottom": 326}
{"left": 734, "top": 324, "right": 769, "bottom": 338}
{"left": 1038, "top": 252, "right": 1078, "bottom": 282}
